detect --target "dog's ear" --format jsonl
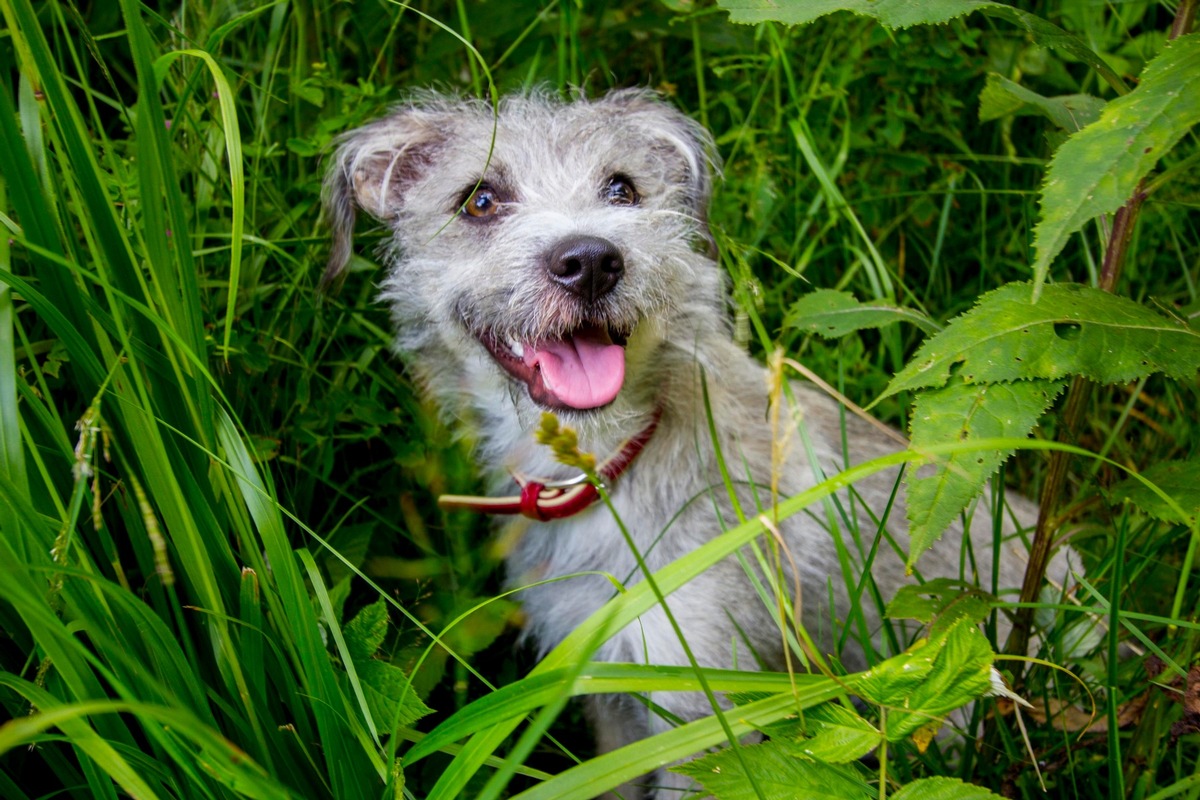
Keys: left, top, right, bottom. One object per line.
{"left": 597, "top": 88, "right": 719, "bottom": 219}
{"left": 320, "top": 109, "right": 442, "bottom": 291}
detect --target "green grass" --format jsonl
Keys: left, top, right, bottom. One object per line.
{"left": 1, "top": 1, "right": 1197, "bottom": 798}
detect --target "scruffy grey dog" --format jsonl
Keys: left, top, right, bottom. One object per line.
{"left": 324, "top": 88, "right": 1068, "bottom": 798}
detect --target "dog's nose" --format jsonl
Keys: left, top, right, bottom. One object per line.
{"left": 544, "top": 236, "right": 624, "bottom": 303}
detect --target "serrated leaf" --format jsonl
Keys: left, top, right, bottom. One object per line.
{"left": 891, "top": 776, "right": 1006, "bottom": 800}
{"left": 883, "top": 283, "right": 1200, "bottom": 401}
{"left": 717, "top": 0, "right": 1012, "bottom": 28}
{"left": 979, "top": 73, "right": 1105, "bottom": 131}
{"left": 342, "top": 602, "right": 432, "bottom": 731}
{"left": 791, "top": 703, "right": 881, "bottom": 764}
{"left": 717, "top": 2, "right": 1125, "bottom": 92}
{"left": 886, "top": 578, "right": 994, "bottom": 626}
{"left": 1109, "top": 459, "right": 1200, "bottom": 525}
{"left": 858, "top": 647, "right": 936, "bottom": 709}
{"left": 344, "top": 599, "right": 388, "bottom": 664}
{"left": 927, "top": 592, "right": 995, "bottom": 639}
{"left": 860, "top": 621, "right": 993, "bottom": 739}
{"left": 905, "top": 378, "right": 1065, "bottom": 568}
{"left": 1032, "top": 34, "right": 1200, "bottom": 292}
{"left": 357, "top": 659, "right": 433, "bottom": 731}
{"left": 672, "top": 740, "right": 873, "bottom": 800}
{"left": 785, "top": 289, "right": 939, "bottom": 338}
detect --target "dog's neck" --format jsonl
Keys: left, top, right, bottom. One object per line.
{"left": 437, "top": 407, "right": 662, "bottom": 520}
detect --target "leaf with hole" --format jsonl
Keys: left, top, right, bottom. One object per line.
{"left": 882, "top": 283, "right": 1200, "bottom": 401}
{"left": 887, "top": 578, "right": 994, "bottom": 627}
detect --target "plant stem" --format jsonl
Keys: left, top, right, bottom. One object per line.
{"left": 1169, "top": 0, "right": 1197, "bottom": 40}
{"left": 1005, "top": 189, "right": 1147, "bottom": 667}
{"left": 1003, "top": 0, "right": 1192, "bottom": 670}
{"left": 1003, "top": 2, "right": 1181, "bottom": 669}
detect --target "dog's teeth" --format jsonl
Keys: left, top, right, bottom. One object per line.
{"left": 506, "top": 336, "right": 524, "bottom": 358}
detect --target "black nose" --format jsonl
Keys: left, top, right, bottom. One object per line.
{"left": 544, "top": 235, "right": 625, "bottom": 303}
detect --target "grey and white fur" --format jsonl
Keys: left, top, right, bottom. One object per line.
{"left": 324, "top": 88, "right": 1073, "bottom": 799}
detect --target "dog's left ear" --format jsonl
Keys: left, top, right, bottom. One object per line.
{"left": 596, "top": 88, "right": 719, "bottom": 222}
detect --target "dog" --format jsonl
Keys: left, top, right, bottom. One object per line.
{"left": 323, "top": 88, "right": 1072, "bottom": 798}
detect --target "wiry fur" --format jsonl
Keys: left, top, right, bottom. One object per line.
{"left": 324, "top": 88, "right": 1073, "bottom": 799}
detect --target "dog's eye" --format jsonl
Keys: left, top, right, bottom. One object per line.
{"left": 602, "top": 176, "right": 639, "bottom": 206}
{"left": 462, "top": 185, "right": 501, "bottom": 218}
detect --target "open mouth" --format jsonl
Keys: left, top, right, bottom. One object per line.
{"left": 477, "top": 324, "right": 629, "bottom": 411}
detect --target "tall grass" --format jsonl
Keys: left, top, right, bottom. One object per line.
{"left": 1, "top": 1, "right": 1196, "bottom": 798}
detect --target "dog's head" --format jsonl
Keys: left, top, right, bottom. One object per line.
{"left": 324, "top": 88, "right": 724, "bottom": 426}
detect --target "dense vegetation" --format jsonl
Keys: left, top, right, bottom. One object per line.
{"left": 1, "top": 1, "right": 1197, "bottom": 798}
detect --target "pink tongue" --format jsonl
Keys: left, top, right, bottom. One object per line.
{"left": 525, "top": 326, "right": 626, "bottom": 409}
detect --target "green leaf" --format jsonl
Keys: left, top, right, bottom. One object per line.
{"left": 356, "top": 660, "right": 433, "bottom": 731}
{"left": 883, "top": 283, "right": 1200, "bottom": 401}
{"left": 672, "top": 740, "right": 873, "bottom": 800}
{"left": 859, "top": 620, "right": 993, "bottom": 739}
{"left": 1109, "top": 459, "right": 1200, "bottom": 525}
{"left": 979, "top": 73, "right": 1105, "bottom": 131}
{"left": 344, "top": 600, "right": 389, "bottom": 664}
{"left": 1031, "top": 33, "right": 1200, "bottom": 293}
{"left": 905, "top": 378, "right": 1065, "bottom": 568}
{"left": 717, "top": 0, "right": 1018, "bottom": 29}
{"left": 891, "top": 776, "right": 1005, "bottom": 800}
{"left": 886, "top": 578, "right": 994, "bottom": 626}
{"left": 784, "top": 289, "right": 939, "bottom": 338}
{"left": 790, "top": 704, "right": 881, "bottom": 764}
{"left": 341, "top": 603, "right": 432, "bottom": 732}
{"left": 717, "top": 1, "right": 1127, "bottom": 93}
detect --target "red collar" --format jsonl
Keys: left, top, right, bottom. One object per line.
{"left": 438, "top": 408, "right": 661, "bottom": 521}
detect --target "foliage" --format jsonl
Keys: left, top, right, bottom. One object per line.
{"left": 1, "top": 0, "right": 1198, "bottom": 799}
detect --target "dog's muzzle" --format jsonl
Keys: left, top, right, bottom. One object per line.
{"left": 473, "top": 235, "right": 633, "bottom": 412}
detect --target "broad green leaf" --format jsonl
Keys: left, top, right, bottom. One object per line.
{"left": 979, "top": 73, "right": 1106, "bottom": 131}
{"left": 886, "top": 578, "right": 994, "bottom": 626}
{"left": 717, "top": 2, "right": 1127, "bottom": 93}
{"left": 784, "top": 289, "right": 939, "bottom": 338}
{"left": 1109, "top": 459, "right": 1200, "bottom": 525}
{"left": 891, "top": 776, "right": 1005, "bottom": 800}
{"left": 356, "top": 660, "right": 433, "bottom": 732}
{"left": 905, "top": 378, "right": 1065, "bottom": 568}
{"left": 718, "top": 0, "right": 1026, "bottom": 29}
{"left": 345, "top": 599, "right": 390, "bottom": 664}
{"left": 859, "top": 620, "right": 993, "bottom": 739}
{"left": 791, "top": 703, "right": 881, "bottom": 764}
{"left": 857, "top": 646, "right": 936, "bottom": 709}
{"left": 883, "top": 283, "right": 1200, "bottom": 401}
{"left": 673, "top": 741, "right": 873, "bottom": 800}
{"left": 1032, "top": 33, "right": 1200, "bottom": 293}
{"left": 341, "top": 600, "right": 432, "bottom": 731}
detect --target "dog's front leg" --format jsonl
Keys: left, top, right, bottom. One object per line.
{"left": 584, "top": 692, "right": 654, "bottom": 799}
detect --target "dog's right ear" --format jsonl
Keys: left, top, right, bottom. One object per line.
{"left": 320, "top": 110, "right": 441, "bottom": 291}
